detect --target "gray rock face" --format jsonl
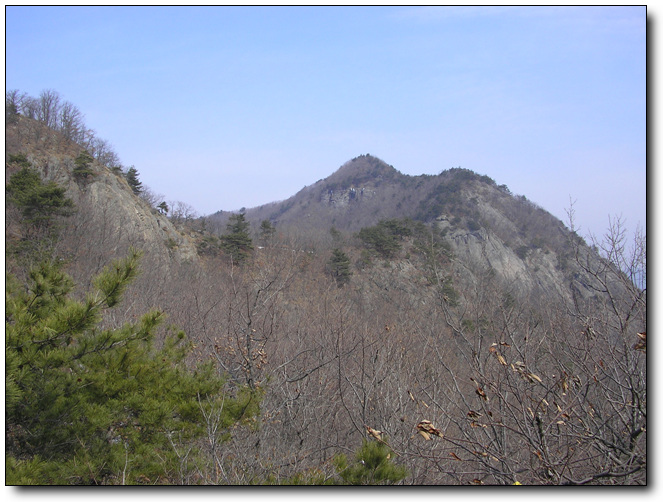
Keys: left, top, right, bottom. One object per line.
{"left": 444, "top": 225, "right": 571, "bottom": 303}
{"left": 20, "top": 149, "right": 200, "bottom": 286}
{"left": 74, "top": 172, "right": 199, "bottom": 264}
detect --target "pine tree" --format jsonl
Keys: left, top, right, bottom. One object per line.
{"left": 6, "top": 166, "right": 74, "bottom": 229}
{"left": 72, "top": 150, "right": 96, "bottom": 183}
{"left": 6, "top": 163, "right": 75, "bottom": 265}
{"left": 357, "top": 220, "right": 403, "bottom": 259}
{"left": 5, "top": 250, "right": 259, "bottom": 485}
{"left": 258, "top": 219, "right": 275, "bottom": 246}
{"left": 333, "top": 439, "right": 408, "bottom": 485}
{"left": 8, "top": 153, "right": 31, "bottom": 168}
{"left": 125, "top": 166, "right": 143, "bottom": 194}
{"left": 157, "top": 201, "right": 169, "bottom": 215}
{"left": 327, "top": 248, "right": 352, "bottom": 287}
{"left": 220, "top": 213, "right": 254, "bottom": 263}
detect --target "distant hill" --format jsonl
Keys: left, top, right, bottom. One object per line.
{"left": 206, "top": 153, "right": 614, "bottom": 305}
{"left": 210, "top": 154, "right": 442, "bottom": 233}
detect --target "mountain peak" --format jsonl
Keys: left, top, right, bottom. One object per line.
{"left": 325, "top": 153, "right": 401, "bottom": 189}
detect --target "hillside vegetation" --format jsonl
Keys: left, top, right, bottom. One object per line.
{"left": 5, "top": 90, "right": 646, "bottom": 485}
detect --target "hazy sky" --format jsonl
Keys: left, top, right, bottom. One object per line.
{"left": 5, "top": 5, "right": 646, "bottom": 242}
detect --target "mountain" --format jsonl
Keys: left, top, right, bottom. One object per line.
{"left": 207, "top": 153, "right": 611, "bottom": 306}
{"left": 211, "top": 154, "right": 431, "bottom": 233}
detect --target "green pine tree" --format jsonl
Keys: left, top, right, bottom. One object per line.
{"left": 6, "top": 99, "right": 19, "bottom": 124}
{"left": 5, "top": 250, "right": 260, "bottom": 485}
{"left": 125, "top": 166, "right": 143, "bottom": 194}
{"left": 6, "top": 166, "right": 74, "bottom": 230}
{"left": 220, "top": 213, "right": 254, "bottom": 263}
{"left": 6, "top": 164, "right": 75, "bottom": 265}
{"left": 72, "top": 150, "right": 96, "bottom": 183}
{"left": 356, "top": 219, "right": 410, "bottom": 259}
{"left": 258, "top": 219, "right": 275, "bottom": 246}
{"left": 157, "top": 201, "right": 169, "bottom": 215}
{"left": 8, "top": 153, "right": 31, "bottom": 168}
{"left": 333, "top": 439, "right": 408, "bottom": 485}
{"left": 327, "top": 248, "right": 352, "bottom": 287}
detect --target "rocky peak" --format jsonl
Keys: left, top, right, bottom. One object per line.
{"left": 323, "top": 154, "right": 402, "bottom": 190}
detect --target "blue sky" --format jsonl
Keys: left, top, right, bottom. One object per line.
{"left": 5, "top": 5, "right": 646, "bottom": 242}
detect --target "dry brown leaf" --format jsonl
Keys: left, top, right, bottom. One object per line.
{"left": 417, "top": 420, "right": 443, "bottom": 438}
{"left": 366, "top": 426, "right": 383, "bottom": 441}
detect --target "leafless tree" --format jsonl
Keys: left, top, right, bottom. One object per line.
{"left": 57, "top": 100, "right": 86, "bottom": 143}
{"left": 169, "top": 200, "right": 199, "bottom": 225}
{"left": 87, "top": 136, "right": 121, "bottom": 167}
{"left": 36, "top": 89, "right": 61, "bottom": 129}
{"left": 138, "top": 186, "right": 166, "bottom": 210}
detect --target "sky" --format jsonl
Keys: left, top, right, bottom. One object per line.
{"left": 5, "top": 5, "right": 647, "bottom": 244}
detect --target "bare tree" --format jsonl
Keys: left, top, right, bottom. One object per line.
{"left": 87, "top": 136, "right": 120, "bottom": 167}
{"left": 18, "top": 95, "right": 40, "bottom": 121}
{"left": 36, "top": 89, "right": 61, "bottom": 129}
{"left": 169, "top": 200, "right": 199, "bottom": 225}
{"left": 57, "top": 100, "right": 86, "bottom": 143}
{"left": 138, "top": 186, "right": 166, "bottom": 210}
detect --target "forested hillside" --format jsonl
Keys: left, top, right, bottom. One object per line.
{"left": 5, "top": 90, "right": 646, "bottom": 485}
